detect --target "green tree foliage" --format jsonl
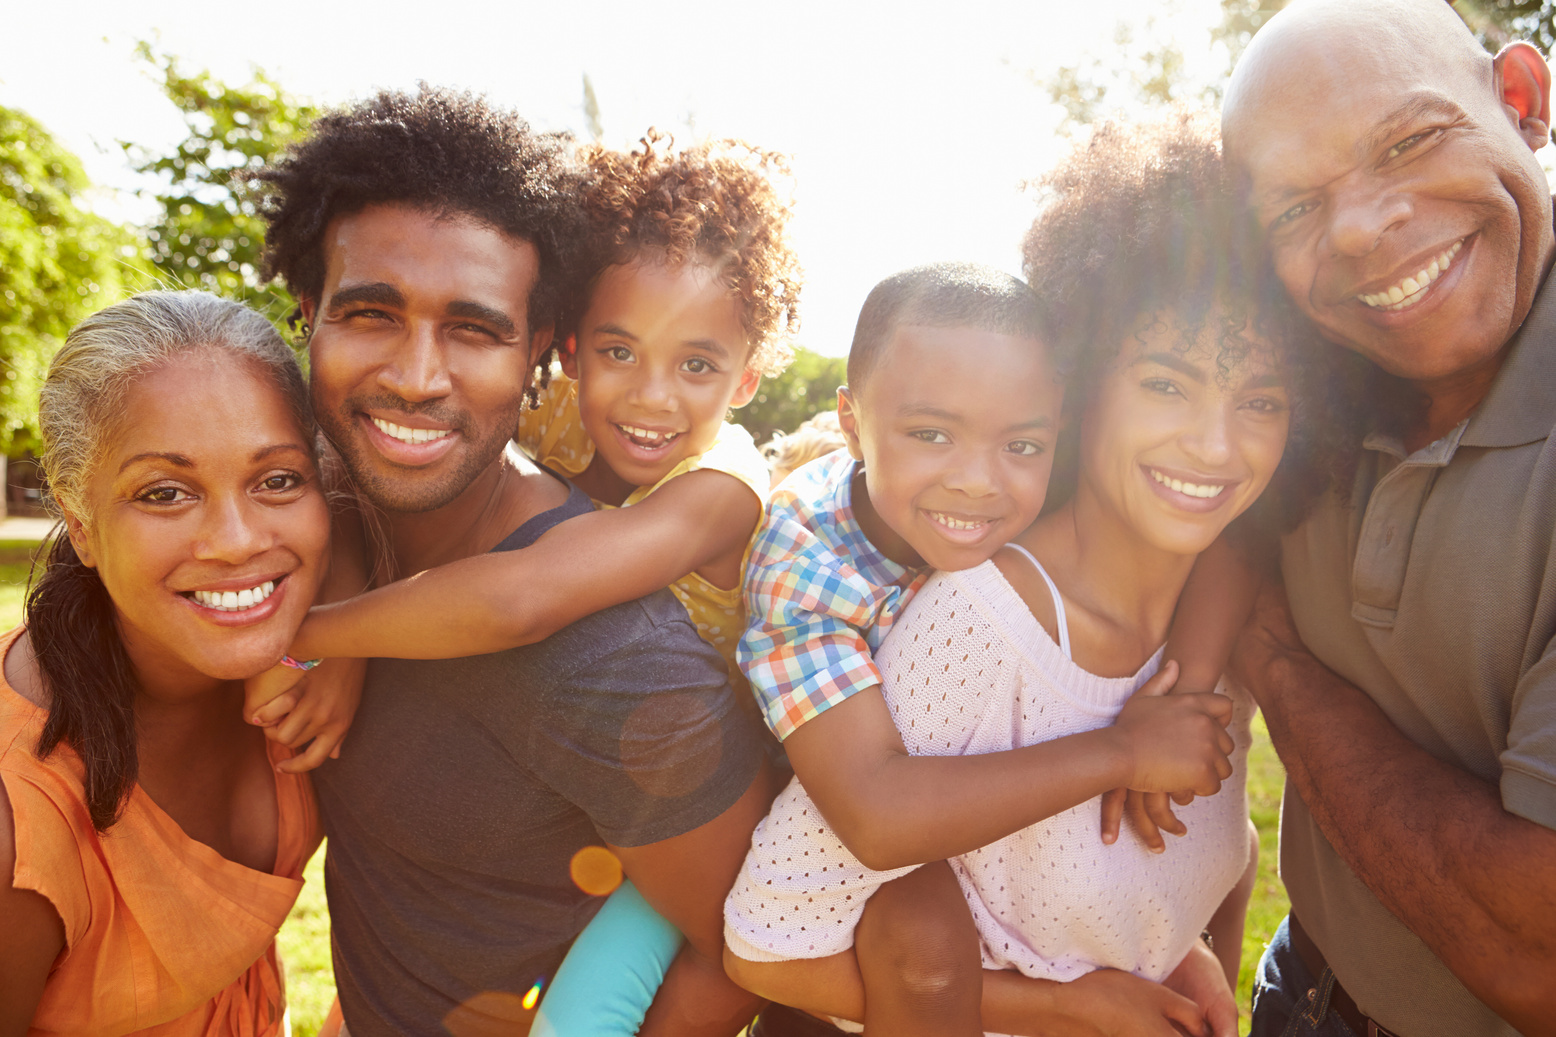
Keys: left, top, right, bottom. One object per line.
{"left": 737, "top": 347, "right": 847, "bottom": 445}
{"left": 0, "top": 107, "right": 142, "bottom": 453}
{"left": 126, "top": 44, "right": 318, "bottom": 325}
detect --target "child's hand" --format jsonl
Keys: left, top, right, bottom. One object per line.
{"left": 246, "top": 657, "right": 367, "bottom": 773}
{"left": 1100, "top": 663, "right": 1195, "bottom": 851}
{"left": 1162, "top": 939, "right": 1238, "bottom": 1037}
{"left": 1110, "top": 661, "right": 1235, "bottom": 798}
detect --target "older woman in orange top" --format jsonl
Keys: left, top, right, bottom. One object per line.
{"left": 0, "top": 291, "right": 333, "bottom": 1036}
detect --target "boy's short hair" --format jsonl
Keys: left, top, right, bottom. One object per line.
{"left": 846, "top": 262, "right": 1049, "bottom": 391}
{"left": 257, "top": 86, "right": 583, "bottom": 334}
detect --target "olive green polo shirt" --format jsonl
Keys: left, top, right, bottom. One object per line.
{"left": 1279, "top": 278, "right": 1556, "bottom": 1036}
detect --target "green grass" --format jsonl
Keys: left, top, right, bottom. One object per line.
{"left": 0, "top": 535, "right": 1288, "bottom": 1033}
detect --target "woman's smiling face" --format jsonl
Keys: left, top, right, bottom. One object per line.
{"left": 1078, "top": 310, "right": 1291, "bottom": 557}
{"left": 67, "top": 353, "right": 330, "bottom": 691}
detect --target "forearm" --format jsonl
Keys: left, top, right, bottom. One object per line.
{"left": 1165, "top": 535, "right": 1265, "bottom": 695}
{"left": 1256, "top": 648, "right": 1556, "bottom": 1026}
{"left": 796, "top": 728, "right": 1131, "bottom": 872}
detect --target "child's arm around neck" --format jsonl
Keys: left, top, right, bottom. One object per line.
{"left": 289, "top": 467, "right": 761, "bottom": 661}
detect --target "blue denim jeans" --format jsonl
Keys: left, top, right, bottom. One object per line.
{"left": 1250, "top": 916, "right": 1360, "bottom": 1037}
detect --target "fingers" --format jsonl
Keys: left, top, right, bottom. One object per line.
{"left": 243, "top": 665, "right": 305, "bottom": 718}
{"left": 1154, "top": 984, "right": 1209, "bottom": 1037}
{"left": 276, "top": 728, "right": 342, "bottom": 774}
{"left": 1100, "top": 787, "right": 1126, "bottom": 844}
{"left": 1126, "top": 790, "right": 1167, "bottom": 854}
{"left": 1144, "top": 791, "right": 1186, "bottom": 839}
{"left": 271, "top": 701, "right": 321, "bottom": 749}
{"left": 1137, "top": 659, "right": 1180, "bottom": 697}
{"left": 1206, "top": 996, "right": 1239, "bottom": 1037}
{"left": 1171, "top": 788, "right": 1196, "bottom": 807}
{"left": 250, "top": 690, "right": 300, "bottom": 728}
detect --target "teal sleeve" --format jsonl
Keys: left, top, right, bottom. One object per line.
{"left": 531, "top": 881, "right": 685, "bottom": 1036}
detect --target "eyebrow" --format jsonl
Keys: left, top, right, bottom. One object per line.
{"left": 1359, "top": 92, "right": 1467, "bottom": 159}
{"left": 118, "top": 443, "right": 310, "bottom": 475}
{"left": 898, "top": 403, "right": 1054, "bottom": 431}
{"left": 1254, "top": 92, "right": 1467, "bottom": 210}
{"left": 1136, "top": 352, "right": 1208, "bottom": 382}
{"left": 591, "top": 323, "right": 733, "bottom": 359}
{"left": 326, "top": 282, "right": 406, "bottom": 313}
{"left": 328, "top": 284, "right": 518, "bottom": 336}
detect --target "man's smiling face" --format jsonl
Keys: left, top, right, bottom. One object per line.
{"left": 304, "top": 203, "right": 549, "bottom": 514}
{"left": 1223, "top": 0, "right": 1554, "bottom": 387}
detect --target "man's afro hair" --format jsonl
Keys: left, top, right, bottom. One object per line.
{"left": 257, "top": 85, "right": 583, "bottom": 332}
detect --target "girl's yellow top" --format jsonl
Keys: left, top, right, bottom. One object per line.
{"left": 516, "top": 371, "right": 770, "bottom": 690}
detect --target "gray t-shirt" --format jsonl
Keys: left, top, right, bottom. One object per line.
{"left": 313, "top": 479, "right": 764, "bottom": 1036}
{"left": 1280, "top": 277, "right": 1556, "bottom": 1036}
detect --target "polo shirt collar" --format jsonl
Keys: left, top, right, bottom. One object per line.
{"left": 1461, "top": 268, "right": 1556, "bottom": 449}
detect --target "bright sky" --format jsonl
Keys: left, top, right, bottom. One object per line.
{"left": 4, "top": 0, "right": 1236, "bottom": 356}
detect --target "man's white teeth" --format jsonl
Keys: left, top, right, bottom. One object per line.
{"left": 1150, "top": 469, "right": 1225, "bottom": 499}
{"left": 931, "top": 512, "right": 987, "bottom": 531}
{"left": 372, "top": 417, "right": 453, "bottom": 445}
{"left": 193, "top": 581, "right": 276, "bottom": 611}
{"left": 618, "top": 424, "right": 680, "bottom": 446}
{"left": 1358, "top": 240, "right": 1464, "bottom": 310}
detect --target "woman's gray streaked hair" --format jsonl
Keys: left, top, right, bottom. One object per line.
{"left": 39, "top": 289, "right": 315, "bottom": 523}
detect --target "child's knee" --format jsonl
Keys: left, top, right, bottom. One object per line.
{"left": 856, "top": 864, "right": 981, "bottom": 1010}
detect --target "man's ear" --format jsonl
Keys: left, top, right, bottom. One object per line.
{"left": 730, "top": 367, "right": 762, "bottom": 409}
{"left": 60, "top": 504, "right": 96, "bottom": 569}
{"left": 528, "top": 324, "right": 556, "bottom": 368}
{"left": 298, "top": 296, "right": 317, "bottom": 329}
{"left": 835, "top": 385, "right": 865, "bottom": 462}
{"left": 1497, "top": 41, "right": 1552, "bottom": 150}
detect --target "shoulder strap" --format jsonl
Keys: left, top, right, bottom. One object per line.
{"left": 1003, "top": 544, "right": 1072, "bottom": 660}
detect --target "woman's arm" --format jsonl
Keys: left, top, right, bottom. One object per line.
{"left": 0, "top": 783, "right": 66, "bottom": 1037}
{"left": 289, "top": 469, "right": 761, "bottom": 661}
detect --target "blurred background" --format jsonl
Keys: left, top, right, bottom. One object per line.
{"left": 1, "top": 2, "right": 1551, "bottom": 1030}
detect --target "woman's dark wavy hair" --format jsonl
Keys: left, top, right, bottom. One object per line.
{"left": 29, "top": 291, "right": 315, "bottom": 831}
{"left": 1021, "top": 109, "right": 1370, "bottom": 538}
{"left": 256, "top": 85, "right": 585, "bottom": 377}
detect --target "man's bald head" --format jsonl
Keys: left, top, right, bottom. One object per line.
{"left": 1220, "top": 0, "right": 1554, "bottom": 398}
{"left": 1224, "top": 0, "right": 1491, "bottom": 148}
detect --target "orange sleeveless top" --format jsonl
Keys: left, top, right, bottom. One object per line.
{"left": 0, "top": 628, "right": 322, "bottom": 1036}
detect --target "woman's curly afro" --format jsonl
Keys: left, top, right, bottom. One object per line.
{"left": 1022, "top": 109, "right": 1366, "bottom": 534}
{"left": 573, "top": 131, "right": 802, "bottom": 376}
{"left": 257, "top": 85, "right": 584, "bottom": 333}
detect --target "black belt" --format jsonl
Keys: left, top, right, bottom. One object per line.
{"left": 1288, "top": 914, "right": 1404, "bottom": 1037}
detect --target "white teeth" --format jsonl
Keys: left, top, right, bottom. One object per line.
{"left": 618, "top": 424, "right": 680, "bottom": 446}
{"left": 1150, "top": 469, "right": 1226, "bottom": 499}
{"left": 372, "top": 417, "right": 453, "bottom": 445}
{"left": 1358, "top": 240, "right": 1463, "bottom": 310}
{"left": 191, "top": 580, "right": 277, "bottom": 612}
{"left": 930, "top": 511, "right": 987, "bottom": 531}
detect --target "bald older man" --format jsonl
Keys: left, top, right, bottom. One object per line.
{"left": 1222, "top": 2, "right": 1556, "bottom": 1035}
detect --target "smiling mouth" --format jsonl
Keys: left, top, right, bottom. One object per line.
{"left": 615, "top": 423, "right": 684, "bottom": 451}
{"left": 371, "top": 416, "right": 454, "bottom": 445}
{"left": 185, "top": 579, "right": 279, "bottom": 612}
{"left": 1356, "top": 239, "right": 1464, "bottom": 311}
{"left": 1148, "top": 469, "right": 1226, "bottom": 499}
{"left": 927, "top": 511, "right": 991, "bottom": 532}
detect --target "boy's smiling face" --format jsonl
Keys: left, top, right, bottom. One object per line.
{"left": 838, "top": 324, "right": 1061, "bottom": 571}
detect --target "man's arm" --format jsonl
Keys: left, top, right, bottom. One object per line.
{"left": 610, "top": 764, "right": 777, "bottom": 1037}
{"left": 1232, "top": 584, "right": 1556, "bottom": 1032}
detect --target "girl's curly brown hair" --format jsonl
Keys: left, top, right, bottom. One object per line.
{"left": 1022, "top": 109, "right": 1371, "bottom": 537}
{"left": 563, "top": 131, "right": 802, "bottom": 378}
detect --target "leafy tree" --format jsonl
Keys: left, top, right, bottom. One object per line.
{"left": 126, "top": 43, "right": 319, "bottom": 325}
{"left": 0, "top": 106, "right": 143, "bottom": 454}
{"left": 737, "top": 347, "right": 847, "bottom": 445}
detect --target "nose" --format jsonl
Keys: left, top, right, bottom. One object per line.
{"left": 942, "top": 449, "right": 998, "bottom": 498}
{"left": 376, "top": 320, "right": 453, "bottom": 403}
{"left": 1324, "top": 179, "right": 1411, "bottom": 259}
{"left": 193, "top": 492, "right": 274, "bottom": 565}
{"left": 626, "top": 365, "right": 677, "bottom": 414}
{"left": 1180, "top": 401, "right": 1234, "bottom": 470}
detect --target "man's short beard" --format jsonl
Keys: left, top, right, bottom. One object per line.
{"left": 317, "top": 394, "right": 524, "bottom": 515}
